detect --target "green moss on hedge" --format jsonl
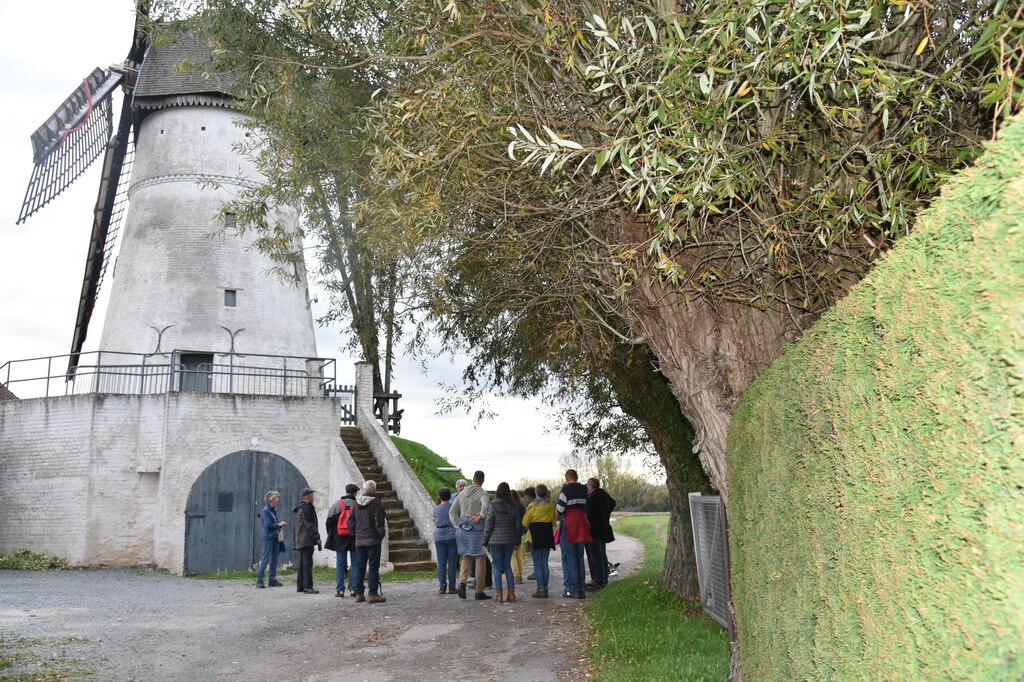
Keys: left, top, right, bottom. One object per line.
{"left": 727, "top": 114, "right": 1024, "bottom": 680}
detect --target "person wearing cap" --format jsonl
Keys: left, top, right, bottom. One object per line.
{"left": 351, "top": 480, "right": 388, "bottom": 603}
{"left": 292, "top": 487, "right": 322, "bottom": 594}
{"left": 325, "top": 483, "right": 360, "bottom": 597}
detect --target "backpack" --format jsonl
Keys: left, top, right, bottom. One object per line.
{"left": 337, "top": 500, "right": 353, "bottom": 536}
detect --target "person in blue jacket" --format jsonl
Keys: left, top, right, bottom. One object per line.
{"left": 256, "top": 490, "right": 287, "bottom": 588}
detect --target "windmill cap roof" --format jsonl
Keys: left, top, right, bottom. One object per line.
{"left": 133, "top": 32, "right": 237, "bottom": 106}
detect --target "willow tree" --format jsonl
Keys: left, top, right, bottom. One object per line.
{"left": 163, "top": 0, "right": 1021, "bottom": 670}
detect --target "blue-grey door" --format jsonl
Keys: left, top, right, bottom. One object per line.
{"left": 184, "top": 450, "right": 309, "bottom": 575}
{"left": 179, "top": 353, "right": 213, "bottom": 392}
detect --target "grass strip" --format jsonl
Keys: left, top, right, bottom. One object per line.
{"left": 584, "top": 514, "right": 729, "bottom": 681}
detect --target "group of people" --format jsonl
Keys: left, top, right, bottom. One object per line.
{"left": 254, "top": 468, "right": 616, "bottom": 604}
{"left": 255, "top": 481, "right": 388, "bottom": 603}
{"left": 434, "top": 468, "right": 616, "bottom": 602}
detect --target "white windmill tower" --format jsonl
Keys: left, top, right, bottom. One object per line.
{"left": 18, "top": 10, "right": 317, "bottom": 383}
{"left": 5, "top": 6, "right": 361, "bottom": 575}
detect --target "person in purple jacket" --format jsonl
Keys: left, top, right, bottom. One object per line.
{"left": 433, "top": 487, "right": 458, "bottom": 594}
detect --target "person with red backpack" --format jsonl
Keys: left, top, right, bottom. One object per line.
{"left": 325, "top": 483, "right": 359, "bottom": 598}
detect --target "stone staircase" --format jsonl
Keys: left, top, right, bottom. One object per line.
{"left": 340, "top": 428, "right": 434, "bottom": 572}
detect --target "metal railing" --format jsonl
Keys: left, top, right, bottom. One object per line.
{"left": 0, "top": 349, "right": 338, "bottom": 401}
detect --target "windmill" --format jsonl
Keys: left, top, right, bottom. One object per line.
{"left": 16, "top": 5, "right": 317, "bottom": 379}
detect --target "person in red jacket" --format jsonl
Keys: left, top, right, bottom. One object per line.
{"left": 555, "top": 469, "right": 592, "bottom": 598}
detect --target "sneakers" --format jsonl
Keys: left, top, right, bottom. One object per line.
{"left": 474, "top": 592, "right": 492, "bottom": 600}
{"left": 457, "top": 582, "right": 467, "bottom": 599}
{"left": 573, "top": 590, "right": 587, "bottom": 599}
{"left": 367, "top": 594, "right": 386, "bottom": 604}
{"left": 531, "top": 588, "right": 548, "bottom": 598}
{"left": 336, "top": 590, "right": 345, "bottom": 598}
{"left": 256, "top": 582, "right": 265, "bottom": 589}
{"left": 563, "top": 590, "right": 574, "bottom": 598}
{"left": 350, "top": 590, "right": 358, "bottom": 597}
{"left": 526, "top": 573, "right": 535, "bottom": 581}
{"left": 448, "top": 584, "right": 457, "bottom": 594}
{"left": 301, "top": 588, "right": 319, "bottom": 594}
{"left": 268, "top": 580, "right": 283, "bottom": 587}
{"left": 438, "top": 585, "right": 447, "bottom": 594}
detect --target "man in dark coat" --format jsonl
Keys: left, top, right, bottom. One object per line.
{"left": 585, "top": 477, "right": 616, "bottom": 590}
{"left": 351, "top": 480, "right": 387, "bottom": 603}
{"left": 292, "top": 487, "right": 322, "bottom": 594}
{"left": 325, "top": 483, "right": 359, "bottom": 598}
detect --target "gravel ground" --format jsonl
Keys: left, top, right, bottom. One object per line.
{"left": 0, "top": 536, "right": 642, "bottom": 681}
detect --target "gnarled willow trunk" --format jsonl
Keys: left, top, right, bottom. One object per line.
{"left": 604, "top": 345, "right": 713, "bottom": 596}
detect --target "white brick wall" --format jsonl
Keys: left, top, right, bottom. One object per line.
{"left": 0, "top": 392, "right": 351, "bottom": 573}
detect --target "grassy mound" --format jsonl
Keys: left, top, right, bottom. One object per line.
{"left": 727, "top": 114, "right": 1024, "bottom": 679}
{"left": 390, "top": 435, "right": 467, "bottom": 499}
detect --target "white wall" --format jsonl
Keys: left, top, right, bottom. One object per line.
{"left": 0, "top": 392, "right": 349, "bottom": 573}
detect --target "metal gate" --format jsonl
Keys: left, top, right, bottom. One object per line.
{"left": 688, "top": 492, "right": 732, "bottom": 629}
{"left": 184, "top": 450, "right": 309, "bottom": 575}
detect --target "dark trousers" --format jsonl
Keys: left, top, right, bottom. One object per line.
{"left": 586, "top": 540, "right": 609, "bottom": 585}
{"left": 297, "top": 546, "right": 315, "bottom": 591}
{"left": 353, "top": 543, "right": 382, "bottom": 596}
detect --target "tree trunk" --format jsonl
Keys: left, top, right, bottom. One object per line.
{"left": 604, "top": 345, "right": 713, "bottom": 597}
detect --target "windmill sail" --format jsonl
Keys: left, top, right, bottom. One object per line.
{"left": 17, "top": 68, "right": 125, "bottom": 224}
{"left": 67, "top": 96, "right": 135, "bottom": 374}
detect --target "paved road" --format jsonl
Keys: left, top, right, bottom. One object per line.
{"left": 0, "top": 536, "right": 642, "bottom": 681}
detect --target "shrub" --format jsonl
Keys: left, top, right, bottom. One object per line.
{"left": 727, "top": 114, "right": 1024, "bottom": 679}
{"left": 0, "top": 549, "right": 72, "bottom": 571}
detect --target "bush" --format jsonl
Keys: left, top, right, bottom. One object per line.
{"left": 0, "top": 548, "right": 72, "bottom": 571}
{"left": 727, "top": 114, "right": 1024, "bottom": 679}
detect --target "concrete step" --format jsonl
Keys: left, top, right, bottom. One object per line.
{"left": 390, "top": 527, "right": 419, "bottom": 541}
{"left": 390, "top": 546, "right": 432, "bottom": 563}
{"left": 393, "top": 560, "right": 436, "bottom": 572}
{"left": 380, "top": 499, "right": 405, "bottom": 512}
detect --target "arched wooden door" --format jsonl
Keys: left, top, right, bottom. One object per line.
{"left": 184, "top": 450, "right": 308, "bottom": 575}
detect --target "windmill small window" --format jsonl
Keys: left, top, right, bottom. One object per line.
{"left": 224, "top": 289, "right": 237, "bottom": 307}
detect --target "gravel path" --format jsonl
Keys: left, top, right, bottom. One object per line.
{"left": 0, "top": 536, "right": 642, "bottom": 681}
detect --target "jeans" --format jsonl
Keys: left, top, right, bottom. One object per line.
{"left": 353, "top": 543, "right": 382, "bottom": 595}
{"left": 531, "top": 547, "right": 551, "bottom": 590}
{"left": 335, "top": 546, "right": 357, "bottom": 593}
{"left": 586, "top": 540, "right": 609, "bottom": 585}
{"left": 561, "top": 541, "right": 586, "bottom": 593}
{"left": 489, "top": 544, "right": 515, "bottom": 590}
{"left": 256, "top": 537, "right": 280, "bottom": 583}
{"left": 297, "top": 546, "right": 314, "bottom": 591}
{"left": 435, "top": 538, "right": 458, "bottom": 588}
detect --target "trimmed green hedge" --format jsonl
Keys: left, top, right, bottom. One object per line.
{"left": 727, "top": 114, "right": 1024, "bottom": 680}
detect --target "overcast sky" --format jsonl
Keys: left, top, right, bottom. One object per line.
{"left": 0, "top": 0, "right": 578, "bottom": 487}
